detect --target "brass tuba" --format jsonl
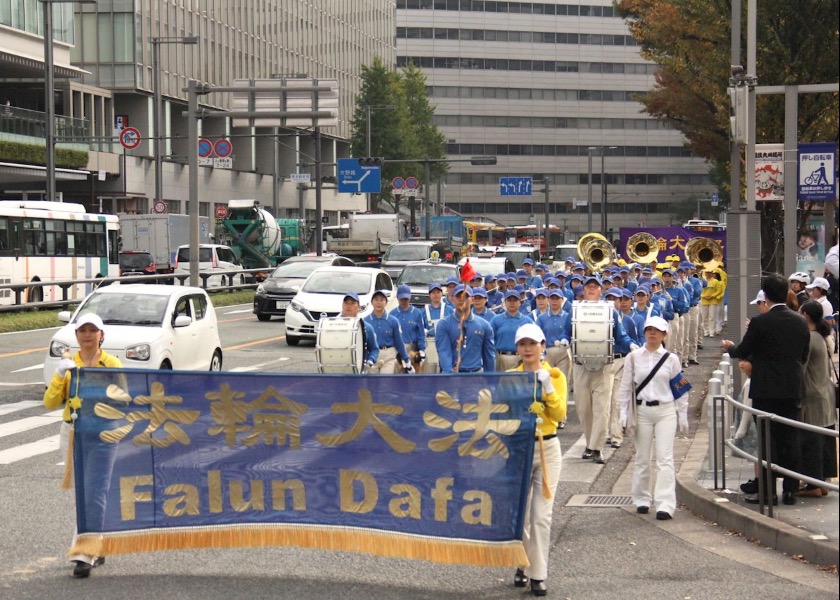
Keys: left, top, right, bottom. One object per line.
{"left": 685, "top": 237, "right": 723, "bottom": 271}
{"left": 625, "top": 232, "right": 659, "bottom": 264}
{"left": 577, "top": 233, "right": 614, "bottom": 272}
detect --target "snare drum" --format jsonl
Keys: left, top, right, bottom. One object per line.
{"left": 315, "top": 317, "right": 364, "bottom": 374}
{"left": 572, "top": 301, "right": 614, "bottom": 370}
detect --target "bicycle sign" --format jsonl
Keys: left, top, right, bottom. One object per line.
{"left": 119, "top": 127, "right": 141, "bottom": 150}
{"left": 798, "top": 141, "right": 837, "bottom": 202}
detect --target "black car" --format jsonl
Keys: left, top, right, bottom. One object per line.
{"left": 119, "top": 251, "right": 157, "bottom": 280}
{"left": 395, "top": 260, "right": 460, "bottom": 308}
{"left": 253, "top": 255, "right": 354, "bottom": 321}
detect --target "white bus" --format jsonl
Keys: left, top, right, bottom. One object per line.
{"left": 0, "top": 201, "right": 120, "bottom": 305}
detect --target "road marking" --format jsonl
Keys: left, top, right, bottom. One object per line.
{"left": 0, "top": 347, "right": 48, "bottom": 359}
{"left": 0, "top": 401, "right": 43, "bottom": 416}
{"left": 0, "top": 410, "right": 63, "bottom": 438}
{"left": 0, "top": 382, "right": 43, "bottom": 387}
{"left": 0, "top": 434, "right": 60, "bottom": 464}
{"left": 217, "top": 315, "right": 256, "bottom": 323}
{"left": 229, "top": 357, "right": 290, "bottom": 372}
{"left": 222, "top": 309, "right": 253, "bottom": 315}
{"left": 224, "top": 335, "right": 286, "bottom": 351}
{"left": 11, "top": 364, "right": 44, "bottom": 373}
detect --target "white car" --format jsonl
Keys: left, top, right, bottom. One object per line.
{"left": 173, "top": 243, "right": 243, "bottom": 287}
{"left": 44, "top": 284, "right": 223, "bottom": 384}
{"left": 284, "top": 266, "right": 397, "bottom": 346}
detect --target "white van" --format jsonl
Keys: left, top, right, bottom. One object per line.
{"left": 174, "top": 244, "right": 243, "bottom": 287}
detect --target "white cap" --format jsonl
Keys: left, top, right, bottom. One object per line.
{"left": 805, "top": 276, "right": 829, "bottom": 290}
{"left": 749, "top": 290, "right": 766, "bottom": 304}
{"left": 74, "top": 313, "right": 104, "bottom": 331}
{"left": 643, "top": 315, "right": 669, "bottom": 333}
{"left": 515, "top": 323, "right": 546, "bottom": 344}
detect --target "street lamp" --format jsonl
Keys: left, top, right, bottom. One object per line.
{"left": 585, "top": 145, "right": 616, "bottom": 234}
{"left": 600, "top": 146, "right": 617, "bottom": 236}
{"left": 151, "top": 36, "right": 198, "bottom": 204}
{"left": 40, "top": 0, "right": 96, "bottom": 202}
{"left": 364, "top": 104, "right": 395, "bottom": 211}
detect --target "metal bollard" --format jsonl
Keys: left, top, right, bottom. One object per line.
{"left": 718, "top": 360, "right": 734, "bottom": 431}
{"left": 708, "top": 376, "right": 724, "bottom": 483}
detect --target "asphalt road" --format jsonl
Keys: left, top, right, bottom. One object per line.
{"left": 0, "top": 304, "right": 836, "bottom": 599}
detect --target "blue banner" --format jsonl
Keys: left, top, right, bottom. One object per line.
{"left": 69, "top": 370, "right": 537, "bottom": 566}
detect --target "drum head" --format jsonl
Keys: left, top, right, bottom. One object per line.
{"left": 316, "top": 317, "right": 364, "bottom": 374}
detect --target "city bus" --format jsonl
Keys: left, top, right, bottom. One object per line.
{"left": 0, "top": 201, "right": 120, "bottom": 305}
{"left": 464, "top": 220, "right": 506, "bottom": 249}
{"left": 505, "top": 225, "right": 564, "bottom": 255}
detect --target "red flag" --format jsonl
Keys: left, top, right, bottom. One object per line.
{"left": 460, "top": 258, "right": 475, "bottom": 283}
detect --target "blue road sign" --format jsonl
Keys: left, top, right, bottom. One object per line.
{"left": 711, "top": 193, "right": 719, "bottom": 206}
{"left": 499, "top": 177, "right": 533, "bottom": 196}
{"left": 338, "top": 158, "right": 382, "bottom": 194}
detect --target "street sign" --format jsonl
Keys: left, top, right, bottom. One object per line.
{"left": 392, "top": 177, "right": 405, "bottom": 189}
{"left": 290, "top": 173, "right": 311, "bottom": 183}
{"left": 337, "top": 158, "right": 381, "bottom": 194}
{"left": 711, "top": 193, "right": 719, "bottom": 206}
{"left": 405, "top": 176, "right": 419, "bottom": 190}
{"left": 573, "top": 198, "right": 588, "bottom": 208}
{"left": 215, "top": 204, "right": 227, "bottom": 218}
{"left": 499, "top": 177, "right": 532, "bottom": 196}
{"left": 152, "top": 200, "right": 167, "bottom": 214}
{"left": 119, "top": 127, "right": 141, "bottom": 150}
{"left": 114, "top": 115, "right": 128, "bottom": 130}
{"left": 198, "top": 138, "right": 213, "bottom": 157}
{"left": 214, "top": 138, "right": 233, "bottom": 158}
{"left": 213, "top": 157, "right": 233, "bottom": 170}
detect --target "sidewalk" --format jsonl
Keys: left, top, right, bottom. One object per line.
{"left": 614, "top": 340, "right": 839, "bottom": 568}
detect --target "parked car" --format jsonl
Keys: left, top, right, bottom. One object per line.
{"left": 395, "top": 260, "right": 460, "bottom": 307}
{"left": 253, "top": 254, "right": 355, "bottom": 321}
{"left": 380, "top": 240, "right": 455, "bottom": 281}
{"left": 549, "top": 244, "right": 579, "bottom": 270}
{"left": 284, "top": 266, "right": 397, "bottom": 346}
{"left": 118, "top": 250, "right": 157, "bottom": 279}
{"left": 494, "top": 244, "right": 541, "bottom": 269}
{"left": 173, "top": 244, "right": 243, "bottom": 287}
{"left": 44, "top": 284, "right": 223, "bottom": 384}
{"left": 457, "top": 256, "right": 515, "bottom": 277}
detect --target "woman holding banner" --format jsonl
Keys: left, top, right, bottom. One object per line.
{"left": 509, "top": 323, "right": 567, "bottom": 597}
{"left": 43, "top": 313, "right": 123, "bottom": 579}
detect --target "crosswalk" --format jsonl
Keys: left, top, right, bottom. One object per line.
{"left": 0, "top": 400, "right": 63, "bottom": 465}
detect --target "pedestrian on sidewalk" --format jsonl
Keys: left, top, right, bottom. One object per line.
{"left": 722, "top": 273, "right": 810, "bottom": 506}
{"left": 619, "top": 316, "right": 687, "bottom": 520}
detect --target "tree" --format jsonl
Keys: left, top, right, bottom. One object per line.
{"left": 616, "top": 0, "right": 839, "bottom": 270}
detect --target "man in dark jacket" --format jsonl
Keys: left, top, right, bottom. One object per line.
{"left": 722, "top": 274, "right": 810, "bottom": 505}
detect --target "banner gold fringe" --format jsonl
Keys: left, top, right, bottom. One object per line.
{"left": 70, "top": 524, "right": 528, "bottom": 567}
{"left": 60, "top": 426, "right": 74, "bottom": 490}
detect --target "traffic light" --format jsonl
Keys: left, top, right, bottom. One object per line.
{"left": 359, "top": 157, "right": 384, "bottom": 167}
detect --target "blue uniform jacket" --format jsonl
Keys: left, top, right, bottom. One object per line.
{"left": 364, "top": 312, "right": 410, "bottom": 363}
{"left": 423, "top": 303, "right": 455, "bottom": 336}
{"left": 360, "top": 321, "right": 380, "bottom": 365}
{"left": 667, "top": 284, "right": 690, "bottom": 316}
{"left": 491, "top": 311, "right": 531, "bottom": 353}
{"left": 390, "top": 305, "right": 427, "bottom": 351}
{"left": 616, "top": 312, "right": 638, "bottom": 354}
{"left": 537, "top": 309, "right": 572, "bottom": 346}
{"left": 436, "top": 313, "right": 496, "bottom": 373}
{"left": 651, "top": 292, "right": 675, "bottom": 321}
{"left": 630, "top": 304, "right": 661, "bottom": 345}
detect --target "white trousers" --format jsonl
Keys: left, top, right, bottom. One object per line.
{"left": 631, "top": 402, "right": 677, "bottom": 516}
{"left": 714, "top": 303, "right": 725, "bottom": 334}
{"left": 687, "top": 305, "right": 700, "bottom": 360}
{"left": 700, "top": 304, "right": 715, "bottom": 337}
{"left": 607, "top": 358, "right": 625, "bottom": 443}
{"left": 521, "top": 437, "right": 562, "bottom": 582}
{"left": 573, "top": 365, "right": 612, "bottom": 452}
{"left": 670, "top": 314, "right": 683, "bottom": 361}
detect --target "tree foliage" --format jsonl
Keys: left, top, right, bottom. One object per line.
{"left": 616, "top": 0, "right": 839, "bottom": 270}
{"left": 350, "top": 57, "right": 447, "bottom": 212}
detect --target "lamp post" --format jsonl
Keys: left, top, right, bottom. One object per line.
{"left": 151, "top": 36, "right": 198, "bottom": 204}
{"left": 364, "top": 104, "right": 395, "bottom": 212}
{"left": 600, "top": 146, "right": 617, "bottom": 237}
{"left": 40, "top": 0, "right": 96, "bottom": 202}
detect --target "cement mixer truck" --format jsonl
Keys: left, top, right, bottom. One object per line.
{"left": 219, "top": 199, "right": 293, "bottom": 280}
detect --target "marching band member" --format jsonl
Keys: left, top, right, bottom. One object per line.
{"left": 630, "top": 286, "right": 657, "bottom": 345}
{"left": 509, "top": 323, "right": 566, "bottom": 597}
{"left": 537, "top": 289, "right": 572, "bottom": 387}
{"left": 605, "top": 288, "right": 639, "bottom": 450}
{"left": 443, "top": 277, "right": 459, "bottom": 308}
{"left": 663, "top": 269, "right": 689, "bottom": 366}
{"left": 485, "top": 274, "right": 503, "bottom": 311}
{"left": 424, "top": 282, "right": 454, "bottom": 335}
{"left": 341, "top": 292, "right": 380, "bottom": 370}
{"left": 573, "top": 275, "right": 637, "bottom": 464}
{"left": 436, "top": 284, "right": 495, "bottom": 373}
{"left": 649, "top": 278, "right": 675, "bottom": 324}
{"left": 714, "top": 265, "right": 728, "bottom": 335}
{"left": 491, "top": 289, "right": 531, "bottom": 371}
{"left": 390, "top": 284, "right": 427, "bottom": 370}
{"left": 700, "top": 270, "right": 724, "bottom": 337}
{"left": 364, "top": 290, "right": 411, "bottom": 374}
{"left": 531, "top": 288, "right": 550, "bottom": 322}
{"left": 471, "top": 287, "right": 494, "bottom": 322}
{"left": 522, "top": 258, "right": 542, "bottom": 288}
{"left": 680, "top": 263, "right": 703, "bottom": 365}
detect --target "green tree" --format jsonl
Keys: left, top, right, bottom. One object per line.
{"left": 616, "top": 0, "right": 839, "bottom": 270}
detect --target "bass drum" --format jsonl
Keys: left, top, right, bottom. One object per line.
{"left": 315, "top": 317, "right": 364, "bottom": 374}
{"left": 572, "top": 301, "right": 614, "bottom": 370}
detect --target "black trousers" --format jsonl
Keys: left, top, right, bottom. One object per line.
{"left": 754, "top": 402, "right": 801, "bottom": 495}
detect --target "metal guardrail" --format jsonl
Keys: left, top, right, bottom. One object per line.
{"left": 708, "top": 358, "right": 840, "bottom": 518}
{"left": 0, "top": 269, "right": 264, "bottom": 314}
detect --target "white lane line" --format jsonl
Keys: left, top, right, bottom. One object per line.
{"left": 11, "top": 364, "right": 44, "bottom": 373}
{"left": 0, "top": 401, "right": 43, "bottom": 416}
{"left": 0, "top": 382, "right": 43, "bottom": 387}
{"left": 0, "top": 434, "right": 60, "bottom": 464}
{"left": 230, "top": 357, "right": 290, "bottom": 372}
{"left": 223, "top": 309, "right": 254, "bottom": 315}
{"left": 0, "top": 410, "right": 64, "bottom": 439}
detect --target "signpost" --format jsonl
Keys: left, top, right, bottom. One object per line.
{"left": 338, "top": 158, "right": 381, "bottom": 194}
{"left": 119, "top": 127, "right": 141, "bottom": 150}
{"left": 499, "top": 177, "right": 533, "bottom": 196}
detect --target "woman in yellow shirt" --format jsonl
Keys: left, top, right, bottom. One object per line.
{"left": 700, "top": 270, "right": 724, "bottom": 337}
{"left": 43, "top": 313, "right": 123, "bottom": 579}
{"left": 508, "top": 323, "right": 567, "bottom": 597}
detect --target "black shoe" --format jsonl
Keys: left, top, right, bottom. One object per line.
{"left": 93, "top": 557, "right": 105, "bottom": 567}
{"left": 514, "top": 568, "right": 528, "bottom": 588}
{"left": 782, "top": 491, "right": 796, "bottom": 505}
{"left": 688, "top": 359, "right": 700, "bottom": 365}
{"left": 744, "top": 494, "right": 778, "bottom": 506}
{"left": 530, "top": 579, "right": 547, "bottom": 596}
{"left": 636, "top": 505, "right": 649, "bottom": 514}
{"left": 582, "top": 448, "right": 593, "bottom": 460}
{"left": 740, "top": 478, "right": 758, "bottom": 494}
{"left": 558, "top": 421, "right": 566, "bottom": 429}
{"left": 611, "top": 441, "right": 622, "bottom": 449}
{"left": 592, "top": 450, "right": 606, "bottom": 464}
{"left": 656, "top": 511, "right": 672, "bottom": 520}
{"left": 697, "top": 343, "right": 704, "bottom": 350}
{"left": 73, "top": 561, "right": 92, "bottom": 579}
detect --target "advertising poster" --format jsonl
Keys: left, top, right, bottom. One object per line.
{"left": 754, "top": 143, "right": 784, "bottom": 201}
{"left": 795, "top": 217, "right": 825, "bottom": 277}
